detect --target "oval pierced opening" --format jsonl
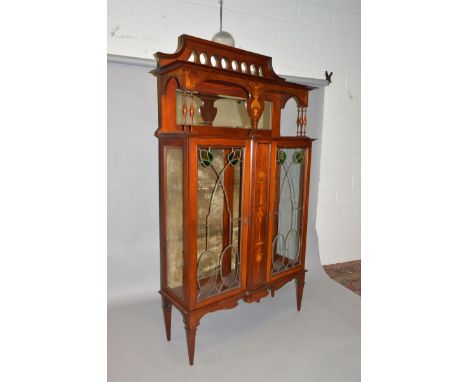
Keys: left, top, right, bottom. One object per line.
{"left": 231, "top": 60, "right": 239, "bottom": 71}
{"left": 221, "top": 57, "right": 228, "bottom": 69}
{"left": 258, "top": 66, "right": 264, "bottom": 77}
{"left": 199, "top": 52, "right": 208, "bottom": 65}
{"left": 210, "top": 55, "right": 218, "bottom": 67}
{"left": 241, "top": 62, "right": 247, "bottom": 73}
{"left": 188, "top": 51, "right": 197, "bottom": 63}
{"left": 250, "top": 64, "right": 256, "bottom": 75}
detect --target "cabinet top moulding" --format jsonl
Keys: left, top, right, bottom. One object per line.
{"left": 150, "top": 34, "right": 315, "bottom": 110}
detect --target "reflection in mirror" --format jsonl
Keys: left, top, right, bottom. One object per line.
{"left": 176, "top": 90, "right": 272, "bottom": 130}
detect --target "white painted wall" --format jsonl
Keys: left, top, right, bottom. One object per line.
{"left": 107, "top": 0, "right": 360, "bottom": 265}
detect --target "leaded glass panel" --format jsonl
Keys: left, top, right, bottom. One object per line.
{"left": 196, "top": 147, "right": 244, "bottom": 300}
{"left": 271, "top": 148, "right": 307, "bottom": 275}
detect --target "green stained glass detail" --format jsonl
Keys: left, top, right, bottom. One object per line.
{"left": 227, "top": 149, "right": 242, "bottom": 166}
{"left": 293, "top": 151, "right": 304, "bottom": 164}
{"left": 199, "top": 150, "right": 214, "bottom": 168}
{"left": 277, "top": 150, "right": 287, "bottom": 165}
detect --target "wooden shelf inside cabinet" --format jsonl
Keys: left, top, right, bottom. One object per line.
{"left": 152, "top": 34, "right": 315, "bottom": 365}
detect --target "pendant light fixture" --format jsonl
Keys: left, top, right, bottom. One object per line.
{"left": 211, "top": 0, "right": 235, "bottom": 47}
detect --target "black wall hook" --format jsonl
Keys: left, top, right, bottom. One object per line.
{"left": 325, "top": 70, "right": 333, "bottom": 84}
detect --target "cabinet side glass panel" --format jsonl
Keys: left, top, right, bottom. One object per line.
{"left": 271, "top": 147, "right": 307, "bottom": 276}
{"left": 196, "top": 147, "right": 244, "bottom": 301}
{"left": 165, "top": 146, "right": 184, "bottom": 300}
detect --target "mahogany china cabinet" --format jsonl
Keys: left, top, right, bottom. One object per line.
{"left": 151, "top": 35, "right": 316, "bottom": 365}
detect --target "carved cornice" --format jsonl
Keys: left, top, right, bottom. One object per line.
{"left": 152, "top": 35, "right": 313, "bottom": 108}
{"left": 155, "top": 34, "right": 283, "bottom": 80}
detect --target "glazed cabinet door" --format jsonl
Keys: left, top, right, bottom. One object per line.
{"left": 269, "top": 140, "right": 311, "bottom": 278}
{"left": 188, "top": 138, "right": 251, "bottom": 306}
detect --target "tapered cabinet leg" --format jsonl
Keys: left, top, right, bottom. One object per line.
{"left": 183, "top": 314, "right": 200, "bottom": 366}
{"left": 295, "top": 274, "right": 305, "bottom": 312}
{"left": 185, "top": 327, "right": 197, "bottom": 366}
{"left": 161, "top": 296, "right": 172, "bottom": 341}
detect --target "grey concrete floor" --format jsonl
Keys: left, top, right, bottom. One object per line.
{"left": 108, "top": 262, "right": 360, "bottom": 382}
